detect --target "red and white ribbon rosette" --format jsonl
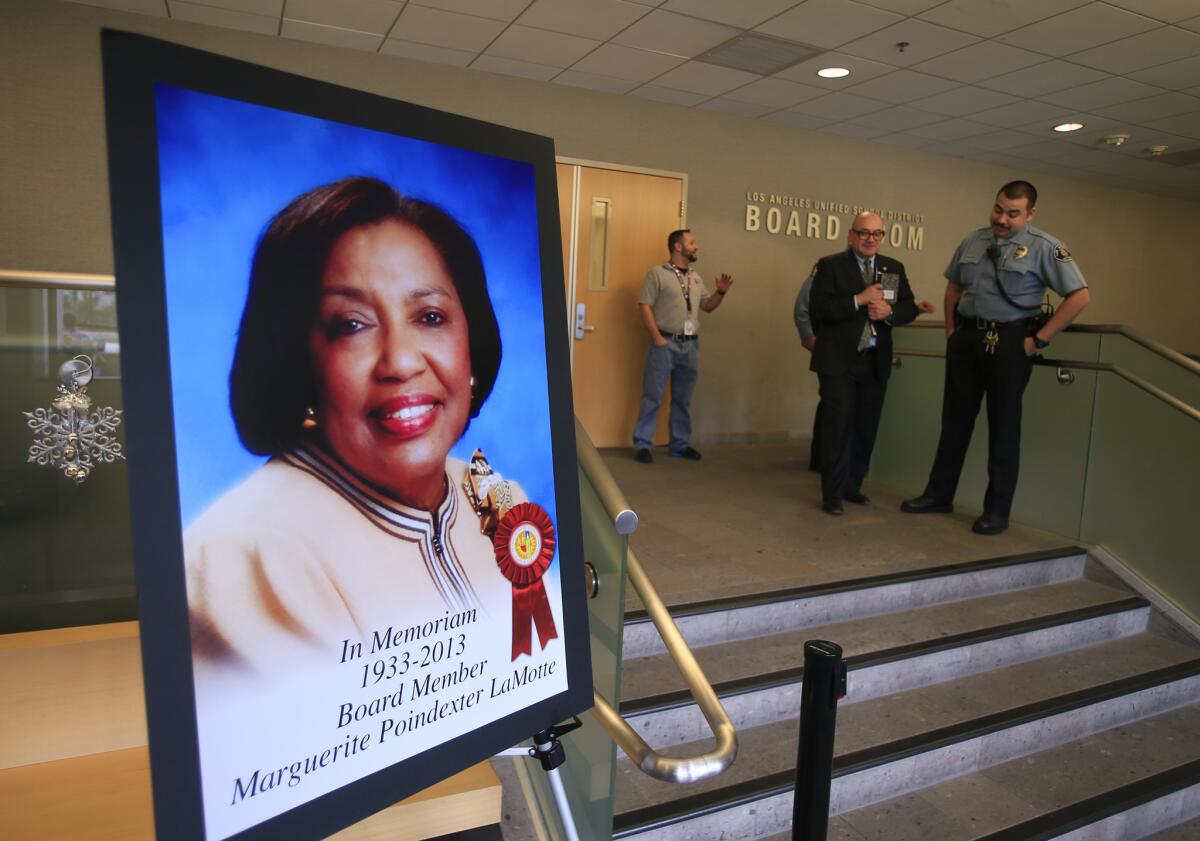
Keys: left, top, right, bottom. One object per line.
{"left": 493, "top": 502, "right": 558, "bottom": 660}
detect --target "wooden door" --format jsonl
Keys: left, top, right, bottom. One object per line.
{"left": 557, "top": 164, "right": 685, "bottom": 447}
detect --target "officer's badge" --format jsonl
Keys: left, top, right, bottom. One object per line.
{"left": 1054, "top": 243, "right": 1073, "bottom": 262}
{"left": 1013, "top": 245, "right": 1028, "bottom": 259}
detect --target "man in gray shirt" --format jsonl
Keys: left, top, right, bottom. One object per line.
{"left": 633, "top": 229, "right": 733, "bottom": 463}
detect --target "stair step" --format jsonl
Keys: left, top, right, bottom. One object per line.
{"left": 623, "top": 547, "right": 1086, "bottom": 659}
{"left": 836, "top": 709, "right": 1200, "bottom": 841}
{"left": 620, "top": 581, "right": 1147, "bottom": 749}
{"left": 612, "top": 637, "right": 1200, "bottom": 839}
{"left": 1145, "top": 813, "right": 1200, "bottom": 840}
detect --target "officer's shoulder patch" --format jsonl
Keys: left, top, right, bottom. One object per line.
{"left": 1054, "top": 243, "right": 1072, "bottom": 262}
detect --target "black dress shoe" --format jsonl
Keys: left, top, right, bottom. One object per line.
{"left": 670, "top": 446, "right": 702, "bottom": 460}
{"left": 972, "top": 513, "right": 1009, "bottom": 535}
{"left": 844, "top": 489, "right": 871, "bottom": 505}
{"left": 822, "top": 499, "right": 844, "bottom": 516}
{"left": 634, "top": 448, "right": 653, "bottom": 464}
{"left": 901, "top": 494, "right": 953, "bottom": 514}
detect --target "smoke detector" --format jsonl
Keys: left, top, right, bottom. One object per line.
{"left": 1103, "top": 134, "right": 1130, "bottom": 147}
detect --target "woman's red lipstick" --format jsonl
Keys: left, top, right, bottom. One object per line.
{"left": 371, "top": 394, "right": 439, "bottom": 439}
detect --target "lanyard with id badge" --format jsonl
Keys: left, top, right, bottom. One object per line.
{"left": 671, "top": 265, "right": 696, "bottom": 336}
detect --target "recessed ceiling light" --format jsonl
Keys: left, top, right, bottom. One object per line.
{"left": 1053, "top": 122, "right": 1084, "bottom": 132}
{"left": 817, "top": 67, "right": 850, "bottom": 79}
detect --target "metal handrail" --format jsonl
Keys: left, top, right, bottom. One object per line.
{"left": 901, "top": 319, "right": 1199, "bottom": 377}
{"left": 576, "top": 421, "right": 738, "bottom": 784}
{"left": 0, "top": 269, "right": 116, "bottom": 291}
{"left": 574, "top": 418, "right": 638, "bottom": 535}
{"left": 892, "top": 349, "right": 1200, "bottom": 423}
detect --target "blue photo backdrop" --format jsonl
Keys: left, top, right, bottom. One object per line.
{"left": 155, "top": 84, "right": 554, "bottom": 538}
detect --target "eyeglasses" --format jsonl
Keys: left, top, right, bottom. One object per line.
{"left": 852, "top": 228, "right": 886, "bottom": 240}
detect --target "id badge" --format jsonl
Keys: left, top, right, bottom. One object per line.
{"left": 683, "top": 319, "right": 696, "bottom": 336}
{"left": 880, "top": 272, "right": 899, "bottom": 303}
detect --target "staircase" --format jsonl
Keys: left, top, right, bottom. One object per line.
{"left": 611, "top": 546, "right": 1200, "bottom": 840}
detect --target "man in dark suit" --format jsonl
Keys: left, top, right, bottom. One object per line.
{"left": 810, "top": 211, "right": 918, "bottom": 515}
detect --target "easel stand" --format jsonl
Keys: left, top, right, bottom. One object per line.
{"left": 498, "top": 717, "right": 583, "bottom": 841}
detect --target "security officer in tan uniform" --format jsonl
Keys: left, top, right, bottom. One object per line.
{"left": 902, "top": 181, "right": 1091, "bottom": 534}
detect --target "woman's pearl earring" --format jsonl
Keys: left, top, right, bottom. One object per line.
{"left": 301, "top": 406, "right": 318, "bottom": 429}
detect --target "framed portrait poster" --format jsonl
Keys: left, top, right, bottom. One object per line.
{"left": 102, "top": 31, "right": 591, "bottom": 841}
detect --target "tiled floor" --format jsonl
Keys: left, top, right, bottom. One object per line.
{"left": 599, "top": 441, "right": 1070, "bottom": 611}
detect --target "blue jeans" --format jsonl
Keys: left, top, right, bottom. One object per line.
{"left": 633, "top": 338, "right": 699, "bottom": 452}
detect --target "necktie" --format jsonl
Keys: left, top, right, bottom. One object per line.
{"left": 858, "top": 258, "right": 873, "bottom": 352}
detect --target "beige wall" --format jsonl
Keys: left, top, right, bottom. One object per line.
{"left": 2, "top": 0, "right": 1194, "bottom": 443}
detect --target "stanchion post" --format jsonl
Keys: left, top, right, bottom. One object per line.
{"left": 792, "top": 640, "right": 847, "bottom": 841}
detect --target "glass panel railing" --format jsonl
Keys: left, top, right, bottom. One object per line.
{"left": 1081, "top": 370, "right": 1200, "bottom": 624}
{"left": 0, "top": 279, "right": 136, "bottom": 633}
{"left": 875, "top": 322, "right": 1199, "bottom": 625}
{"left": 520, "top": 465, "right": 627, "bottom": 839}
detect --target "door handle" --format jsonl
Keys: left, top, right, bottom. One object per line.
{"left": 575, "top": 303, "right": 595, "bottom": 340}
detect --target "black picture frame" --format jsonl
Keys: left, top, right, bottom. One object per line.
{"left": 102, "top": 30, "right": 591, "bottom": 841}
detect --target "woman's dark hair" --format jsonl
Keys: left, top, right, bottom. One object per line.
{"left": 230, "top": 176, "right": 502, "bottom": 455}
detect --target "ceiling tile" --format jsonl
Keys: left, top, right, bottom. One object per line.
{"left": 651, "top": 61, "right": 762, "bottom": 95}
{"left": 284, "top": 0, "right": 401, "bottom": 34}
{"left": 870, "top": 132, "right": 936, "bottom": 148}
{"left": 917, "top": 0, "right": 1090, "bottom": 39}
{"left": 380, "top": 38, "right": 477, "bottom": 66}
{"left": 280, "top": 18, "right": 383, "bottom": 49}
{"left": 906, "top": 118, "right": 994, "bottom": 140}
{"left": 697, "top": 97, "right": 776, "bottom": 118}
{"left": 1066, "top": 25, "right": 1200, "bottom": 74}
{"left": 1182, "top": 15, "right": 1200, "bottom": 34}
{"left": 997, "top": 2, "right": 1161, "bottom": 57}
{"left": 1048, "top": 147, "right": 1128, "bottom": 166}
{"left": 968, "top": 98, "right": 1080, "bottom": 127}
{"left": 1129, "top": 55, "right": 1200, "bottom": 90}
{"left": 837, "top": 18, "right": 981, "bottom": 68}
{"left": 975, "top": 60, "right": 1109, "bottom": 98}
{"left": 628, "top": 84, "right": 710, "bottom": 106}
{"left": 844, "top": 69, "right": 961, "bottom": 104}
{"left": 908, "top": 85, "right": 1021, "bottom": 117}
{"left": 754, "top": 0, "right": 903, "bottom": 50}
{"left": 1040, "top": 76, "right": 1166, "bottom": 110}
{"left": 470, "top": 54, "right": 560, "bottom": 81}
{"left": 553, "top": 69, "right": 640, "bottom": 94}
{"left": 1187, "top": 85, "right": 1200, "bottom": 97}
{"left": 410, "top": 0, "right": 529, "bottom": 23}
{"left": 485, "top": 25, "right": 600, "bottom": 68}
{"left": 516, "top": 0, "right": 651, "bottom": 40}
{"left": 392, "top": 4, "right": 506, "bottom": 51}
{"left": 1095, "top": 92, "right": 1200, "bottom": 123}
{"left": 856, "top": 0, "right": 944, "bottom": 14}
{"left": 62, "top": 0, "right": 169, "bottom": 15}
{"left": 571, "top": 43, "right": 685, "bottom": 82}
{"left": 1005, "top": 137, "right": 1090, "bottom": 159}
{"left": 185, "top": 0, "right": 281, "bottom": 15}
{"left": 962, "top": 129, "right": 1051, "bottom": 150}
{"left": 910, "top": 40, "right": 1046, "bottom": 85}
{"left": 790, "top": 91, "right": 889, "bottom": 120}
{"left": 1144, "top": 110, "right": 1200, "bottom": 138}
{"left": 919, "top": 140, "right": 979, "bottom": 157}
{"left": 764, "top": 111, "right": 834, "bottom": 129}
{"left": 774, "top": 51, "right": 898, "bottom": 88}
{"left": 662, "top": 0, "right": 798, "bottom": 29}
{"left": 1020, "top": 115, "right": 1127, "bottom": 145}
{"left": 613, "top": 9, "right": 739, "bottom": 56}
{"left": 1104, "top": 0, "right": 1200, "bottom": 24}
{"left": 848, "top": 104, "right": 945, "bottom": 130}
{"left": 820, "top": 122, "right": 889, "bottom": 139}
{"left": 724, "top": 76, "right": 827, "bottom": 108}
{"left": 168, "top": 1, "right": 278, "bottom": 34}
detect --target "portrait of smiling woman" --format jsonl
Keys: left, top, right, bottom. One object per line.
{"left": 184, "top": 176, "right": 545, "bottom": 684}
